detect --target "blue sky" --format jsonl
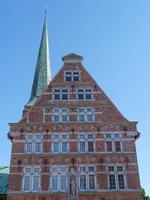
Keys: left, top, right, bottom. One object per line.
{"left": 0, "top": 0, "right": 150, "bottom": 195}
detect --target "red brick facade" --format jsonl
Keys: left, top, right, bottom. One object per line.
{"left": 7, "top": 54, "right": 141, "bottom": 200}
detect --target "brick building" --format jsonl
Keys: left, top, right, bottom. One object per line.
{"left": 7, "top": 15, "right": 141, "bottom": 200}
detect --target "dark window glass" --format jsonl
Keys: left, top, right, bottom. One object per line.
{"left": 115, "top": 141, "right": 121, "bottom": 152}
{"left": 73, "top": 76, "right": 79, "bottom": 81}
{"left": 86, "top": 93, "right": 92, "bottom": 99}
{"left": 78, "top": 93, "right": 84, "bottom": 99}
{"left": 118, "top": 174, "right": 125, "bottom": 189}
{"left": 62, "top": 94, "right": 68, "bottom": 100}
{"left": 109, "top": 174, "right": 116, "bottom": 190}
{"left": 88, "top": 141, "right": 94, "bottom": 152}
{"left": 107, "top": 141, "right": 112, "bottom": 152}
{"left": 54, "top": 94, "right": 60, "bottom": 100}
{"left": 65, "top": 76, "right": 72, "bottom": 81}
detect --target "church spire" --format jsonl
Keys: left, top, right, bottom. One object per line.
{"left": 27, "top": 13, "right": 51, "bottom": 106}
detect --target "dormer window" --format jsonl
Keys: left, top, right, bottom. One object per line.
{"left": 65, "top": 71, "right": 80, "bottom": 82}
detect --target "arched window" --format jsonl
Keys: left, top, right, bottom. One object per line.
{"left": 23, "top": 166, "right": 41, "bottom": 192}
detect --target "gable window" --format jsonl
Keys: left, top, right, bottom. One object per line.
{"left": 50, "top": 166, "right": 68, "bottom": 192}
{"left": 51, "top": 134, "right": 69, "bottom": 153}
{"left": 26, "top": 134, "right": 43, "bottom": 154}
{"left": 78, "top": 108, "right": 94, "bottom": 122}
{"left": 23, "top": 166, "right": 41, "bottom": 192}
{"left": 54, "top": 89, "right": 68, "bottom": 100}
{"left": 77, "top": 89, "right": 92, "bottom": 100}
{"left": 78, "top": 133, "right": 95, "bottom": 153}
{"left": 52, "top": 108, "right": 69, "bottom": 122}
{"left": 105, "top": 133, "right": 122, "bottom": 152}
{"left": 65, "top": 71, "right": 80, "bottom": 82}
{"left": 108, "top": 165, "right": 125, "bottom": 190}
{"left": 79, "top": 165, "right": 96, "bottom": 191}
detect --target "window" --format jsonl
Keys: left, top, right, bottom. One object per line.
{"left": 52, "top": 108, "right": 69, "bottom": 122}
{"left": 78, "top": 108, "right": 94, "bottom": 122}
{"left": 79, "top": 165, "right": 96, "bottom": 191}
{"left": 108, "top": 165, "right": 125, "bottom": 190}
{"left": 65, "top": 71, "right": 80, "bottom": 82}
{"left": 77, "top": 89, "right": 92, "bottom": 100}
{"left": 26, "top": 134, "right": 42, "bottom": 154}
{"left": 50, "top": 166, "right": 68, "bottom": 192}
{"left": 78, "top": 133, "right": 95, "bottom": 153}
{"left": 105, "top": 133, "right": 122, "bottom": 152}
{"left": 52, "top": 134, "right": 69, "bottom": 153}
{"left": 23, "top": 166, "right": 41, "bottom": 192}
{"left": 54, "top": 89, "right": 68, "bottom": 100}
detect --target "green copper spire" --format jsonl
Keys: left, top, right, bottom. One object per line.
{"left": 27, "top": 13, "right": 51, "bottom": 106}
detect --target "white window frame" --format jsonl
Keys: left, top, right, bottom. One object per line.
{"left": 53, "top": 88, "right": 69, "bottom": 101}
{"left": 52, "top": 108, "right": 69, "bottom": 123}
{"left": 25, "top": 134, "right": 43, "bottom": 154}
{"left": 76, "top": 88, "right": 93, "bottom": 100}
{"left": 79, "top": 165, "right": 96, "bottom": 191}
{"left": 78, "top": 133, "right": 95, "bottom": 153}
{"left": 64, "top": 70, "right": 80, "bottom": 82}
{"left": 77, "top": 107, "right": 94, "bottom": 122}
{"left": 23, "top": 166, "right": 41, "bottom": 192}
{"left": 51, "top": 133, "right": 69, "bottom": 153}
{"left": 107, "top": 165, "right": 126, "bottom": 191}
{"left": 105, "top": 133, "right": 122, "bottom": 152}
{"left": 50, "top": 165, "right": 68, "bottom": 192}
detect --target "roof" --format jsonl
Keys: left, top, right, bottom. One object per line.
{"left": 27, "top": 14, "right": 51, "bottom": 106}
{"left": 0, "top": 167, "right": 9, "bottom": 194}
{"left": 62, "top": 53, "right": 83, "bottom": 63}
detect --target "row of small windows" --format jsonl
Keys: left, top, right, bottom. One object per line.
{"left": 25, "top": 133, "right": 122, "bottom": 154}
{"left": 52, "top": 107, "right": 94, "bottom": 122}
{"left": 23, "top": 165, "right": 126, "bottom": 192}
{"left": 53, "top": 88, "right": 92, "bottom": 100}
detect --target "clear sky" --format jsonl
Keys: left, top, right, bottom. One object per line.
{"left": 0, "top": 0, "right": 149, "bottom": 195}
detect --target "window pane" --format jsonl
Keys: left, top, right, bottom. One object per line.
{"left": 109, "top": 174, "right": 116, "bottom": 190}
{"left": 106, "top": 141, "right": 112, "bottom": 152}
{"left": 79, "top": 142, "right": 86, "bottom": 152}
{"left": 62, "top": 108, "right": 68, "bottom": 113}
{"left": 24, "top": 167, "right": 32, "bottom": 173}
{"left": 88, "top": 134, "right": 94, "bottom": 139}
{"left": 65, "top": 76, "right": 72, "bottom": 81}
{"left": 35, "top": 142, "right": 42, "bottom": 153}
{"left": 79, "top": 115, "right": 85, "bottom": 121}
{"left": 62, "top": 142, "right": 68, "bottom": 152}
{"left": 78, "top": 93, "right": 84, "bottom": 100}
{"left": 26, "top": 142, "right": 33, "bottom": 153}
{"left": 33, "top": 167, "right": 41, "bottom": 173}
{"left": 61, "top": 175, "right": 67, "bottom": 191}
{"left": 51, "top": 175, "right": 58, "bottom": 191}
{"left": 53, "top": 135, "right": 59, "bottom": 139}
{"left": 62, "top": 94, "right": 68, "bottom": 100}
{"left": 88, "top": 141, "right": 94, "bottom": 152}
{"left": 36, "top": 134, "right": 42, "bottom": 140}
{"left": 62, "top": 115, "right": 68, "bottom": 122}
{"left": 118, "top": 174, "right": 125, "bottom": 189}
{"left": 54, "top": 115, "right": 60, "bottom": 122}
{"left": 89, "top": 174, "right": 95, "bottom": 190}
{"left": 73, "top": 71, "right": 79, "bottom": 75}
{"left": 80, "top": 175, "right": 86, "bottom": 190}
{"left": 114, "top": 133, "right": 120, "bottom": 139}
{"left": 62, "top": 134, "right": 68, "bottom": 140}
{"left": 86, "top": 93, "right": 92, "bottom": 100}
{"left": 87, "top": 108, "right": 92, "bottom": 112}
{"left": 117, "top": 166, "right": 123, "bottom": 172}
{"left": 27, "top": 135, "right": 33, "bottom": 140}
{"left": 106, "top": 134, "right": 111, "bottom": 139}
{"left": 73, "top": 76, "right": 79, "bottom": 81}
{"left": 24, "top": 175, "right": 31, "bottom": 192}
{"left": 53, "top": 142, "right": 59, "bottom": 152}
{"left": 33, "top": 175, "right": 40, "bottom": 192}
{"left": 87, "top": 115, "right": 93, "bottom": 121}
{"left": 79, "top": 108, "right": 84, "bottom": 112}
{"left": 89, "top": 166, "right": 94, "bottom": 172}
{"left": 54, "top": 94, "right": 60, "bottom": 100}
{"left": 108, "top": 166, "right": 115, "bottom": 172}
{"left": 115, "top": 141, "right": 121, "bottom": 152}
{"left": 80, "top": 166, "right": 86, "bottom": 172}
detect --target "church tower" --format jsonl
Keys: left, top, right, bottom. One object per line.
{"left": 7, "top": 14, "right": 141, "bottom": 200}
